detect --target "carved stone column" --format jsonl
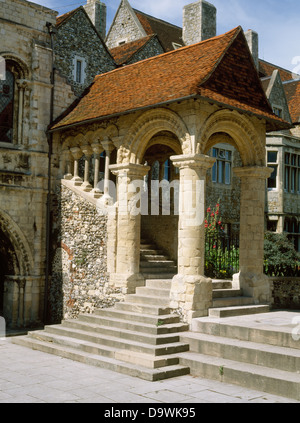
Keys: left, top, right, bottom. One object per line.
{"left": 70, "top": 147, "right": 83, "bottom": 186}
{"left": 16, "top": 79, "right": 27, "bottom": 145}
{"left": 91, "top": 143, "right": 104, "bottom": 198}
{"left": 233, "top": 166, "right": 273, "bottom": 303}
{"left": 81, "top": 145, "right": 93, "bottom": 192}
{"left": 100, "top": 138, "right": 115, "bottom": 205}
{"left": 170, "top": 154, "right": 216, "bottom": 323}
{"left": 63, "top": 149, "right": 73, "bottom": 180}
{"left": 109, "top": 163, "right": 150, "bottom": 294}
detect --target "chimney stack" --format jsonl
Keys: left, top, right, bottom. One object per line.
{"left": 245, "top": 29, "right": 259, "bottom": 70}
{"left": 183, "top": 0, "right": 217, "bottom": 46}
{"left": 84, "top": 0, "right": 107, "bottom": 40}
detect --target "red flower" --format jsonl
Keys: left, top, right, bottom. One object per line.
{"left": 207, "top": 207, "right": 211, "bottom": 213}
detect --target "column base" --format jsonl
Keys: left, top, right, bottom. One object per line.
{"left": 71, "top": 176, "right": 83, "bottom": 186}
{"left": 98, "top": 193, "right": 113, "bottom": 206}
{"left": 109, "top": 273, "right": 145, "bottom": 295}
{"left": 170, "top": 274, "right": 213, "bottom": 324}
{"left": 233, "top": 271, "right": 271, "bottom": 304}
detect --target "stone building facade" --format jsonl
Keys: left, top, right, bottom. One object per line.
{"left": 50, "top": 25, "right": 288, "bottom": 323}
{"left": 0, "top": 0, "right": 58, "bottom": 327}
{"left": 0, "top": 0, "right": 297, "bottom": 328}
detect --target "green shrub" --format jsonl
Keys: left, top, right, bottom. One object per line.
{"left": 264, "top": 232, "right": 300, "bottom": 277}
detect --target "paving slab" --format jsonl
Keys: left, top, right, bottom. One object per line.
{"left": 0, "top": 336, "right": 298, "bottom": 404}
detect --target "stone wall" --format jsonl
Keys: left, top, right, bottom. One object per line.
{"left": 271, "top": 277, "right": 300, "bottom": 309}
{"left": 49, "top": 184, "right": 123, "bottom": 322}
{"left": 127, "top": 37, "right": 164, "bottom": 65}
{"left": 54, "top": 8, "right": 115, "bottom": 96}
{"left": 106, "top": 1, "right": 145, "bottom": 49}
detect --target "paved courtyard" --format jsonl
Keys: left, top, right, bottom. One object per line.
{"left": 0, "top": 337, "right": 298, "bottom": 404}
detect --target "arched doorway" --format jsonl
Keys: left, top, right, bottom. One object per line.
{"left": 0, "top": 227, "right": 20, "bottom": 319}
{"left": 140, "top": 132, "right": 182, "bottom": 262}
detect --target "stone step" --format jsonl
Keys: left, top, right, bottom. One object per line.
{"left": 142, "top": 273, "right": 176, "bottom": 280}
{"left": 61, "top": 319, "right": 183, "bottom": 346}
{"left": 12, "top": 335, "right": 190, "bottom": 381}
{"left": 212, "top": 296, "right": 255, "bottom": 308}
{"left": 212, "top": 280, "right": 232, "bottom": 289}
{"left": 180, "top": 332, "right": 300, "bottom": 373}
{"left": 178, "top": 351, "right": 300, "bottom": 401}
{"left": 213, "top": 288, "right": 242, "bottom": 298}
{"left": 93, "top": 307, "right": 180, "bottom": 325}
{"left": 191, "top": 315, "right": 300, "bottom": 349}
{"left": 209, "top": 304, "right": 270, "bottom": 318}
{"left": 112, "top": 301, "right": 172, "bottom": 316}
{"left": 135, "top": 286, "right": 170, "bottom": 298}
{"left": 41, "top": 325, "right": 189, "bottom": 356}
{"left": 140, "top": 261, "right": 176, "bottom": 268}
{"left": 78, "top": 313, "right": 188, "bottom": 335}
{"left": 124, "top": 294, "right": 170, "bottom": 307}
{"left": 141, "top": 254, "right": 169, "bottom": 261}
{"left": 140, "top": 249, "right": 164, "bottom": 256}
{"left": 145, "top": 279, "right": 172, "bottom": 289}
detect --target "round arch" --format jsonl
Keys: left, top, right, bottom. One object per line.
{"left": 197, "top": 109, "right": 266, "bottom": 166}
{"left": 0, "top": 52, "right": 30, "bottom": 79}
{"left": 0, "top": 210, "right": 34, "bottom": 276}
{"left": 123, "top": 108, "right": 192, "bottom": 164}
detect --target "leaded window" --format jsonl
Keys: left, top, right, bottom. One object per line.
{"left": 0, "top": 70, "right": 14, "bottom": 143}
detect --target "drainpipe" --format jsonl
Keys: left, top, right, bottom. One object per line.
{"left": 44, "top": 22, "right": 57, "bottom": 325}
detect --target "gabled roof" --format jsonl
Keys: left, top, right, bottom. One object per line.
{"left": 56, "top": 7, "right": 80, "bottom": 27}
{"left": 50, "top": 27, "right": 290, "bottom": 132}
{"left": 259, "top": 59, "right": 296, "bottom": 82}
{"left": 133, "top": 9, "right": 183, "bottom": 52}
{"left": 110, "top": 34, "right": 160, "bottom": 65}
{"left": 284, "top": 79, "right": 300, "bottom": 123}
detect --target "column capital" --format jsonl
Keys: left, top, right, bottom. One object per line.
{"left": 110, "top": 163, "right": 150, "bottom": 179}
{"left": 233, "top": 166, "right": 272, "bottom": 179}
{"left": 170, "top": 154, "right": 216, "bottom": 170}
{"left": 101, "top": 137, "right": 115, "bottom": 154}
{"left": 70, "top": 147, "right": 83, "bottom": 160}
{"left": 91, "top": 142, "right": 103, "bottom": 155}
{"left": 81, "top": 145, "right": 93, "bottom": 157}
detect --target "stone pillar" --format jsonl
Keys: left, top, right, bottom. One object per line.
{"left": 63, "top": 149, "right": 73, "bottom": 180}
{"left": 70, "top": 147, "right": 83, "bottom": 186}
{"left": 91, "top": 143, "right": 103, "bottom": 198}
{"left": 233, "top": 166, "right": 273, "bottom": 303}
{"left": 170, "top": 154, "right": 216, "bottom": 323}
{"left": 81, "top": 145, "right": 93, "bottom": 192}
{"left": 109, "top": 163, "right": 150, "bottom": 294}
{"left": 16, "top": 80, "right": 27, "bottom": 145}
{"left": 100, "top": 138, "right": 115, "bottom": 205}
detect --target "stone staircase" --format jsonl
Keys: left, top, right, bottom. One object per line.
{"left": 11, "top": 238, "right": 299, "bottom": 399}
{"left": 12, "top": 278, "right": 190, "bottom": 382}
{"left": 140, "top": 238, "right": 269, "bottom": 318}
{"left": 178, "top": 315, "right": 300, "bottom": 401}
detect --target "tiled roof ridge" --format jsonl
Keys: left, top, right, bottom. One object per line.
{"left": 133, "top": 8, "right": 182, "bottom": 30}
{"left": 95, "top": 26, "right": 241, "bottom": 81}
{"left": 259, "top": 58, "right": 295, "bottom": 78}
{"left": 110, "top": 34, "right": 157, "bottom": 65}
{"left": 56, "top": 7, "right": 81, "bottom": 27}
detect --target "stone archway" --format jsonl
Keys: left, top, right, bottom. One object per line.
{"left": 197, "top": 109, "right": 272, "bottom": 304}
{"left": 0, "top": 210, "right": 34, "bottom": 326}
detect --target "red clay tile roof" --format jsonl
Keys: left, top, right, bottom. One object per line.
{"left": 56, "top": 8, "right": 80, "bottom": 27}
{"left": 110, "top": 35, "right": 158, "bottom": 65}
{"left": 284, "top": 79, "right": 300, "bottom": 123}
{"left": 133, "top": 9, "right": 183, "bottom": 52}
{"left": 50, "top": 27, "right": 290, "bottom": 132}
{"left": 259, "top": 59, "right": 295, "bottom": 82}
